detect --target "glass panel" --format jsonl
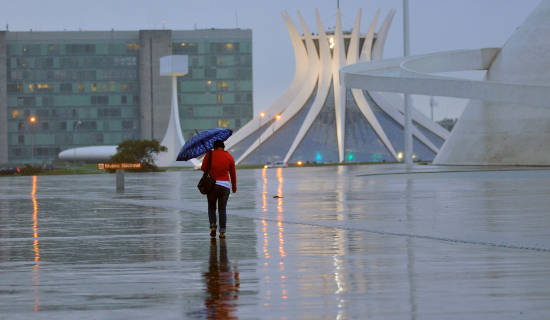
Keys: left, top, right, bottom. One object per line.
{"left": 343, "top": 90, "right": 394, "bottom": 163}
{"left": 241, "top": 84, "right": 317, "bottom": 164}
{"left": 365, "top": 91, "right": 436, "bottom": 161}
{"left": 227, "top": 119, "right": 274, "bottom": 161}
{"left": 288, "top": 85, "right": 338, "bottom": 164}
{"left": 414, "top": 121, "right": 445, "bottom": 148}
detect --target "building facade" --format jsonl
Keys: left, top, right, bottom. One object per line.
{"left": 0, "top": 29, "right": 252, "bottom": 164}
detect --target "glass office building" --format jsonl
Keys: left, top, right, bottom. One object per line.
{"left": 0, "top": 29, "right": 252, "bottom": 164}
{"left": 172, "top": 31, "right": 253, "bottom": 142}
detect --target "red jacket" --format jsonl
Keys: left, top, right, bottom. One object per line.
{"left": 201, "top": 149, "right": 237, "bottom": 192}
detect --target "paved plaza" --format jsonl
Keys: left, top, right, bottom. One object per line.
{"left": 1, "top": 165, "right": 550, "bottom": 319}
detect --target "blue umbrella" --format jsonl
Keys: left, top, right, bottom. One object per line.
{"left": 177, "top": 128, "right": 233, "bottom": 161}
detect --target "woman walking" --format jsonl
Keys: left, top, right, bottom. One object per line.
{"left": 201, "top": 140, "right": 237, "bottom": 238}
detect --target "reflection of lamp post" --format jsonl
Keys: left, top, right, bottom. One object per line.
{"left": 73, "top": 120, "right": 82, "bottom": 173}
{"left": 28, "top": 116, "right": 37, "bottom": 163}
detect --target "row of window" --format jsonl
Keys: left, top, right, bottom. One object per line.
{"left": 9, "top": 43, "right": 141, "bottom": 56}
{"left": 9, "top": 40, "right": 251, "bottom": 57}
{"left": 172, "top": 41, "right": 252, "bottom": 55}
{"left": 10, "top": 56, "right": 138, "bottom": 69}
{"left": 186, "top": 67, "right": 252, "bottom": 80}
{"left": 8, "top": 69, "right": 138, "bottom": 82}
{"left": 9, "top": 106, "right": 139, "bottom": 120}
{"left": 8, "top": 82, "right": 138, "bottom": 94}
{"left": 188, "top": 55, "right": 252, "bottom": 68}
{"left": 11, "top": 119, "right": 138, "bottom": 133}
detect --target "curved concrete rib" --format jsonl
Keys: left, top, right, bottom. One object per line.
{"left": 236, "top": 12, "right": 319, "bottom": 164}
{"left": 372, "top": 9, "right": 395, "bottom": 62}
{"left": 351, "top": 90, "right": 398, "bottom": 158}
{"left": 346, "top": 9, "right": 362, "bottom": 66}
{"left": 226, "top": 11, "right": 310, "bottom": 149}
{"left": 349, "top": 8, "right": 397, "bottom": 159}
{"left": 333, "top": 8, "right": 346, "bottom": 162}
{"left": 360, "top": 9, "right": 380, "bottom": 62}
{"left": 283, "top": 10, "right": 334, "bottom": 163}
{"left": 342, "top": 48, "right": 550, "bottom": 108}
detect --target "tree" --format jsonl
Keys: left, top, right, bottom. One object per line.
{"left": 109, "top": 139, "right": 167, "bottom": 172}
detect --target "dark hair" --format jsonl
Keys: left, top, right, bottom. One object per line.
{"left": 213, "top": 140, "right": 225, "bottom": 149}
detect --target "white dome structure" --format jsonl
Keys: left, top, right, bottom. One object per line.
{"left": 342, "top": 0, "right": 550, "bottom": 165}
{"left": 435, "top": 0, "right": 550, "bottom": 165}
{"left": 58, "top": 145, "right": 117, "bottom": 161}
{"left": 226, "top": 9, "right": 448, "bottom": 165}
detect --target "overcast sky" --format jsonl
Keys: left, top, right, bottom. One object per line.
{"left": 0, "top": 0, "right": 541, "bottom": 120}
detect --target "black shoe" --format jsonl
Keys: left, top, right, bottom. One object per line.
{"left": 210, "top": 227, "right": 216, "bottom": 238}
{"left": 219, "top": 232, "right": 225, "bottom": 239}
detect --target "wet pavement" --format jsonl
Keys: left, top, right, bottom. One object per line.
{"left": 1, "top": 165, "right": 550, "bottom": 319}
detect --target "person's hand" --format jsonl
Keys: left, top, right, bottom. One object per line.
{"left": 232, "top": 187, "right": 237, "bottom": 193}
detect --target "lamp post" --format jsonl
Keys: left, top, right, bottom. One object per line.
{"left": 28, "top": 116, "right": 37, "bottom": 163}
{"left": 403, "top": 0, "right": 413, "bottom": 169}
{"left": 259, "top": 112, "right": 265, "bottom": 145}
{"left": 273, "top": 114, "right": 281, "bottom": 135}
{"left": 73, "top": 120, "right": 82, "bottom": 173}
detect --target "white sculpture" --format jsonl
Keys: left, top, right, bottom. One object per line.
{"left": 155, "top": 56, "right": 199, "bottom": 167}
{"left": 226, "top": 9, "right": 448, "bottom": 165}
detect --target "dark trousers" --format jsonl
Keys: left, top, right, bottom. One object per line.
{"left": 207, "top": 185, "right": 230, "bottom": 233}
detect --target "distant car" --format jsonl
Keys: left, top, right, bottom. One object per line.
{"left": 264, "top": 161, "right": 287, "bottom": 168}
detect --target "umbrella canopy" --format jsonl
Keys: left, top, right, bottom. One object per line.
{"left": 176, "top": 128, "right": 233, "bottom": 161}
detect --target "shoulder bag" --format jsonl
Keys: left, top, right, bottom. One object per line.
{"left": 197, "top": 151, "right": 216, "bottom": 194}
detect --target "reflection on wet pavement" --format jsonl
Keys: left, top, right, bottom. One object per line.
{"left": 203, "top": 239, "right": 240, "bottom": 319}
{"left": 1, "top": 166, "right": 550, "bottom": 318}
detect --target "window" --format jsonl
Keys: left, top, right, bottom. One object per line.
{"left": 42, "top": 96, "right": 53, "bottom": 106}
{"left": 206, "top": 68, "right": 216, "bottom": 78}
{"left": 126, "top": 43, "right": 140, "bottom": 52}
{"left": 18, "top": 135, "right": 24, "bottom": 144}
{"left": 41, "top": 122, "right": 49, "bottom": 130}
{"left": 217, "top": 94, "right": 223, "bottom": 103}
{"left": 122, "top": 120, "right": 133, "bottom": 129}
{"left": 121, "top": 95, "right": 127, "bottom": 104}
{"left": 217, "top": 81, "right": 228, "bottom": 91}
{"left": 217, "top": 119, "right": 230, "bottom": 128}
{"left": 78, "top": 83, "right": 85, "bottom": 92}
{"left": 18, "top": 97, "right": 36, "bottom": 107}
{"left": 36, "top": 83, "right": 54, "bottom": 92}
{"left": 173, "top": 42, "right": 198, "bottom": 54}
{"left": 11, "top": 109, "right": 19, "bottom": 119}
{"left": 121, "top": 83, "right": 132, "bottom": 92}
{"left": 36, "top": 109, "right": 49, "bottom": 117}
{"left": 60, "top": 83, "right": 72, "bottom": 93}
{"left": 91, "top": 96, "right": 109, "bottom": 105}
{"left": 7, "top": 84, "right": 19, "bottom": 93}
{"left": 59, "top": 122, "right": 67, "bottom": 130}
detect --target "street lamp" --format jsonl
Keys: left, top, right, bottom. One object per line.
{"left": 73, "top": 120, "right": 82, "bottom": 173}
{"left": 273, "top": 114, "right": 281, "bottom": 136}
{"left": 28, "top": 116, "right": 37, "bottom": 163}
{"left": 259, "top": 112, "right": 266, "bottom": 145}
{"left": 403, "top": 0, "right": 413, "bottom": 169}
